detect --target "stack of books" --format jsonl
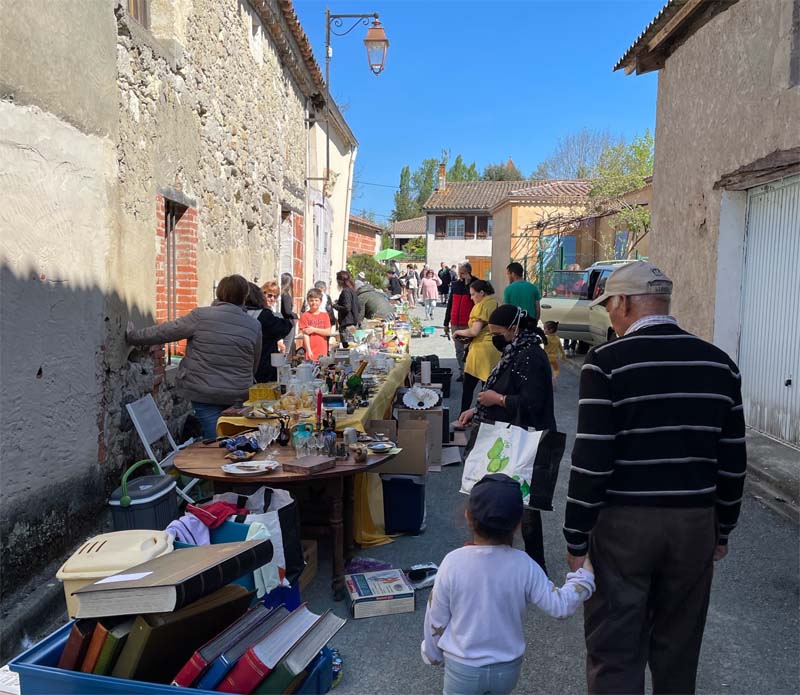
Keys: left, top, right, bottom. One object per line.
{"left": 54, "top": 539, "right": 345, "bottom": 692}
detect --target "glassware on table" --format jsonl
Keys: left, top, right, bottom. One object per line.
{"left": 312, "top": 431, "right": 326, "bottom": 456}
{"left": 292, "top": 432, "right": 310, "bottom": 458}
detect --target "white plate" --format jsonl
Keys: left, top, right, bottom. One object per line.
{"left": 367, "top": 442, "right": 394, "bottom": 452}
{"left": 222, "top": 461, "right": 280, "bottom": 476}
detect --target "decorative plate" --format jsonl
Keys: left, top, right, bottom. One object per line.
{"left": 222, "top": 461, "right": 280, "bottom": 476}
{"left": 367, "top": 442, "right": 394, "bottom": 452}
{"left": 402, "top": 387, "right": 438, "bottom": 410}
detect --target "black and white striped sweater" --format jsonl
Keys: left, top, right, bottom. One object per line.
{"left": 563, "top": 323, "right": 746, "bottom": 557}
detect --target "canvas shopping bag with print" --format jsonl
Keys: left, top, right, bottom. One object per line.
{"left": 460, "top": 420, "right": 543, "bottom": 504}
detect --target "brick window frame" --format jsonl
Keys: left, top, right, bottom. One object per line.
{"left": 155, "top": 194, "right": 198, "bottom": 368}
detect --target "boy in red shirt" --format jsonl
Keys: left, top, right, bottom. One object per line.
{"left": 299, "top": 288, "right": 333, "bottom": 361}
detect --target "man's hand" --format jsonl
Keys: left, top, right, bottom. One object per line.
{"left": 458, "top": 408, "right": 475, "bottom": 427}
{"left": 567, "top": 553, "right": 586, "bottom": 573}
{"left": 714, "top": 544, "right": 728, "bottom": 561}
{"left": 477, "top": 390, "right": 503, "bottom": 407}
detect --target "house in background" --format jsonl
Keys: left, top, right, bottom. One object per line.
{"left": 490, "top": 179, "right": 592, "bottom": 295}
{"left": 388, "top": 215, "right": 427, "bottom": 261}
{"left": 618, "top": 0, "right": 799, "bottom": 446}
{"left": 347, "top": 214, "right": 383, "bottom": 258}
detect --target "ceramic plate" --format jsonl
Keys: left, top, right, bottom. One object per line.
{"left": 367, "top": 442, "right": 394, "bottom": 452}
{"left": 222, "top": 461, "right": 280, "bottom": 475}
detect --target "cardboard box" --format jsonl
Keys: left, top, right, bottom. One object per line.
{"left": 344, "top": 569, "right": 415, "bottom": 619}
{"left": 396, "top": 407, "right": 443, "bottom": 467}
{"left": 298, "top": 539, "right": 318, "bottom": 592}
{"left": 367, "top": 419, "right": 429, "bottom": 475}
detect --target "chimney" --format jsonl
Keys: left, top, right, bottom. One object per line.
{"left": 437, "top": 162, "right": 446, "bottom": 192}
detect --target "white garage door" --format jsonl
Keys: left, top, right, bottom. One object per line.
{"left": 738, "top": 175, "right": 800, "bottom": 447}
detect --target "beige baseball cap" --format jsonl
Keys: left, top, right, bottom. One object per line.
{"left": 590, "top": 261, "right": 673, "bottom": 307}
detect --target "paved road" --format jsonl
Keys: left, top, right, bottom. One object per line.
{"left": 302, "top": 303, "right": 800, "bottom": 694}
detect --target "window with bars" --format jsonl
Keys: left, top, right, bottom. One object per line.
{"left": 127, "top": 0, "right": 150, "bottom": 29}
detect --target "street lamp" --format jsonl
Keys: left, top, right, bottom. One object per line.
{"left": 323, "top": 9, "right": 389, "bottom": 190}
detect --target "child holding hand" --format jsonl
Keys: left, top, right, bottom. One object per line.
{"left": 421, "top": 474, "right": 594, "bottom": 695}
{"left": 298, "top": 288, "right": 333, "bottom": 361}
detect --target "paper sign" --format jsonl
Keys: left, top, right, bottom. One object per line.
{"left": 95, "top": 571, "right": 153, "bottom": 585}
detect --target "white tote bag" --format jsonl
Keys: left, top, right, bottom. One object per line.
{"left": 460, "top": 421, "right": 543, "bottom": 505}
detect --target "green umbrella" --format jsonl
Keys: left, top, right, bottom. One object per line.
{"left": 374, "top": 248, "right": 405, "bottom": 261}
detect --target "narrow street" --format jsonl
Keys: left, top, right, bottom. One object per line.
{"left": 300, "top": 304, "right": 800, "bottom": 695}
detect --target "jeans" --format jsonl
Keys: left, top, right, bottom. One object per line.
{"left": 443, "top": 656, "right": 523, "bottom": 695}
{"left": 192, "top": 401, "right": 228, "bottom": 440}
{"left": 424, "top": 298, "right": 436, "bottom": 319}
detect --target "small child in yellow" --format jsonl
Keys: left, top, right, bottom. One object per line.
{"left": 543, "top": 321, "right": 566, "bottom": 389}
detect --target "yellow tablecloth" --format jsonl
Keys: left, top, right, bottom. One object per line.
{"left": 216, "top": 355, "right": 412, "bottom": 437}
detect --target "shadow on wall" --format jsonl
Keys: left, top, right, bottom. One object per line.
{"left": 0, "top": 261, "right": 192, "bottom": 604}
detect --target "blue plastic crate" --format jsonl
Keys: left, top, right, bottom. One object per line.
{"left": 295, "top": 646, "right": 334, "bottom": 695}
{"left": 9, "top": 622, "right": 222, "bottom": 695}
{"left": 262, "top": 582, "right": 302, "bottom": 611}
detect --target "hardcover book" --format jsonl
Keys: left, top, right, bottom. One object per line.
{"left": 280, "top": 456, "right": 336, "bottom": 475}
{"left": 345, "top": 569, "right": 415, "bottom": 619}
{"left": 72, "top": 539, "right": 272, "bottom": 618}
{"left": 56, "top": 620, "right": 96, "bottom": 671}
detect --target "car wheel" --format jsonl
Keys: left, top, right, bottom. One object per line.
{"left": 577, "top": 341, "right": 591, "bottom": 354}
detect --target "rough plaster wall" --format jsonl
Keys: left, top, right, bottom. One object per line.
{"left": 651, "top": 0, "right": 800, "bottom": 339}
{"left": 490, "top": 205, "right": 514, "bottom": 293}
{"left": 0, "top": 102, "right": 115, "bottom": 596}
{"left": 0, "top": 0, "right": 118, "bottom": 137}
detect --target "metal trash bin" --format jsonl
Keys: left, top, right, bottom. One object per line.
{"left": 108, "top": 459, "right": 178, "bottom": 531}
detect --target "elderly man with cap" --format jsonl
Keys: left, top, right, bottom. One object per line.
{"left": 563, "top": 261, "right": 746, "bottom": 694}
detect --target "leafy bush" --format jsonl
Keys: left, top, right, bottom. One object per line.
{"left": 346, "top": 253, "right": 388, "bottom": 289}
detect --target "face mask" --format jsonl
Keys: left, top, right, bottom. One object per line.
{"left": 492, "top": 335, "right": 510, "bottom": 351}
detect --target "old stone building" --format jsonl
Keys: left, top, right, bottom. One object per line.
{"left": 0, "top": 0, "right": 355, "bottom": 615}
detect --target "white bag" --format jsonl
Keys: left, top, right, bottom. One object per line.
{"left": 460, "top": 421, "right": 543, "bottom": 504}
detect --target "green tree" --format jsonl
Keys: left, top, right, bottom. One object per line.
{"left": 402, "top": 235, "right": 426, "bottom": 259}
{"left": 482, "top": 157, "right": 524, "bottom": 181}
{"left": 412, "top": 158, "right": 440, "bottom": 211}
{"left": 448, "top": 155, "right": 479, "bottom": 182}
{"left": 392, "top": 165, "right": 420, "bottom": 221}
{"left": 589, "top": 130, "right": 654, "bottom": 259}
{"left": 347, "top": 253, "right": 388, "bottom": 289}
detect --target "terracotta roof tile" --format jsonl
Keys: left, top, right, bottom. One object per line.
{"left": 506, "top": 179, "right": 592, "bottom": 201}
{"left": 389, "top": 216, "right": 426, "bottom": 235}
{"left": 349, "top": 214, "right": 384, "bottom": 233}
{"left": 423, "top": 181, "right": 531, "bottom": 211}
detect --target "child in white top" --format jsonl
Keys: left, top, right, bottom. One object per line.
{"left": 421, "top": 474, "right": 594, "bottom": 694}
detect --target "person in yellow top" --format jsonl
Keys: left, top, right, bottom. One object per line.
{"left": 453, "top": 280, "right": 500, "bottom": 414}
{"left": 543, "top": 320, "right": 566, "bottom": 389}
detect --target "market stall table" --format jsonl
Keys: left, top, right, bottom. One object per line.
{"left": 215, "top": 355, "right": 412, "bottom": 437}
{"left": 173, "top": 440, "right": 397, "bottom": 599}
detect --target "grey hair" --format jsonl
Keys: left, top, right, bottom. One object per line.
{"left": 314, "top": 281, "right": 327, "bottom": 291}
{"left": 628, "top": 294, "right": 672, "bottom": 313}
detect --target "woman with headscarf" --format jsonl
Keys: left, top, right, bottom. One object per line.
{"left": 246, "top": 283, "right": 292, "bottom": 383}
{"left": 457, "top": 303, "right": 556, "bottom": 573}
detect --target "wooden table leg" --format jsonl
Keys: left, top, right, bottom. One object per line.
{"left": 328, "top": 476, "right": 346, "bottom": 601}
{"left": 343, "top": 475, "right": 356, "bottom": 562}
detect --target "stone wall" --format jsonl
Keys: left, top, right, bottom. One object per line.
{"left": 651, "top": 0, "right": 799, "bottom": 339}
{"left": 0, "top": 0, "right": 319, "bottom": 600}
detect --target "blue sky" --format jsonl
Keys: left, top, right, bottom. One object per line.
{"left": 294, "top": 0, "right": 664, "bottom": 222}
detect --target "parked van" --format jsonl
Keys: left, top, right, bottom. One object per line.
{"left": 540, "top": 260, "right": 634, "bottom": 351}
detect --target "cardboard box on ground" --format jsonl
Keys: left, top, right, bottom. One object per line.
{"left": 395, "top": 406, "right": 443, "bottom": 467}
{"left": 365, "top": 420, "right": 429, "bottom": 475}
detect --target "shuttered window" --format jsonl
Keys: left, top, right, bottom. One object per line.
{"left": 435, "top": 216, "right": 447, "bottom": 239}
{"left": 446, "top": 218, "right": 465, "bottom": 239}
{"left": 464, "top": 216, "right": 475, "bottom": 239}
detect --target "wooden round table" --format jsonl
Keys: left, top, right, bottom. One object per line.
{"left": 174, "top": 441, "right": 396, "bottom": 599}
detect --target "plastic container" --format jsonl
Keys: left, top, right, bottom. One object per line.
{"left": 249, "top": 383, "right": 281, "bottom": 402}
{"left": 56, "top": 530, "right": 173, "bottom": 618}
{"left": 108, "top": 460, "right": 178, "bottom": 532}
{"left": 381, "top": 474, "right": 426, "bottom": 534}
{"left": 431, "top": 368, "right": 452, "bottom": 398}
{"left": 9, "top": 622, "right": 221, "bottom": 694}
{"left": 294, "top": 646, "right": 334, "bottom": 695}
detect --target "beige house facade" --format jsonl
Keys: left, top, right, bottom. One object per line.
{"left": 618, "top": 0, "right": 799, "bottom": 445}
{"left": 0, "top": 0, "right": 355, "bottom": 608}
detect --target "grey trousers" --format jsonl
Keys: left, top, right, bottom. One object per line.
{"left": 584, "top": 506, "right": 717, "bottom": 694}
{"left": 451, "top": 324, "right": 468, "bottom": 375}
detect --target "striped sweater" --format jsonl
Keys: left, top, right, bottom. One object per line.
{"left": 563, "top": 323, "right": 746, "bottom": 557}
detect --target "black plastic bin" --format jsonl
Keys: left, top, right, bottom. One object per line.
{"left": 381, "top": 475, "right": 426, "bottom": 534}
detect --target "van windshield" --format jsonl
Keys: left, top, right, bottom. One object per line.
{"left": 544, "top": 270, "right": 590, "bottom": 299}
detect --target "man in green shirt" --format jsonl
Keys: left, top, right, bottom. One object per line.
{"left": 503, "top": 262, "right": 541, "bottom": 321}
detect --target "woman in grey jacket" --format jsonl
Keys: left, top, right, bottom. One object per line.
{"left": 127, "top": 274, "right": 262, "bottom": 439}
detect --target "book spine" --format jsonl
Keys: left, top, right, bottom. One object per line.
{"left": 56, "top": 622, "right": 93, "bottom": 671}
{"left": 175, "top": 541, "right": 274, "bottom": 610}
{"left": 196, "top": 656, "right": 232, "bottom": 691}
{"left": 172, "top": 652, "right": 210, "bottom": 687}
{"left": 79, "top": 623, "right": 109, "bottom": 673}
{"left": 216, "top": 649, "right": 271, "bottom": 694}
